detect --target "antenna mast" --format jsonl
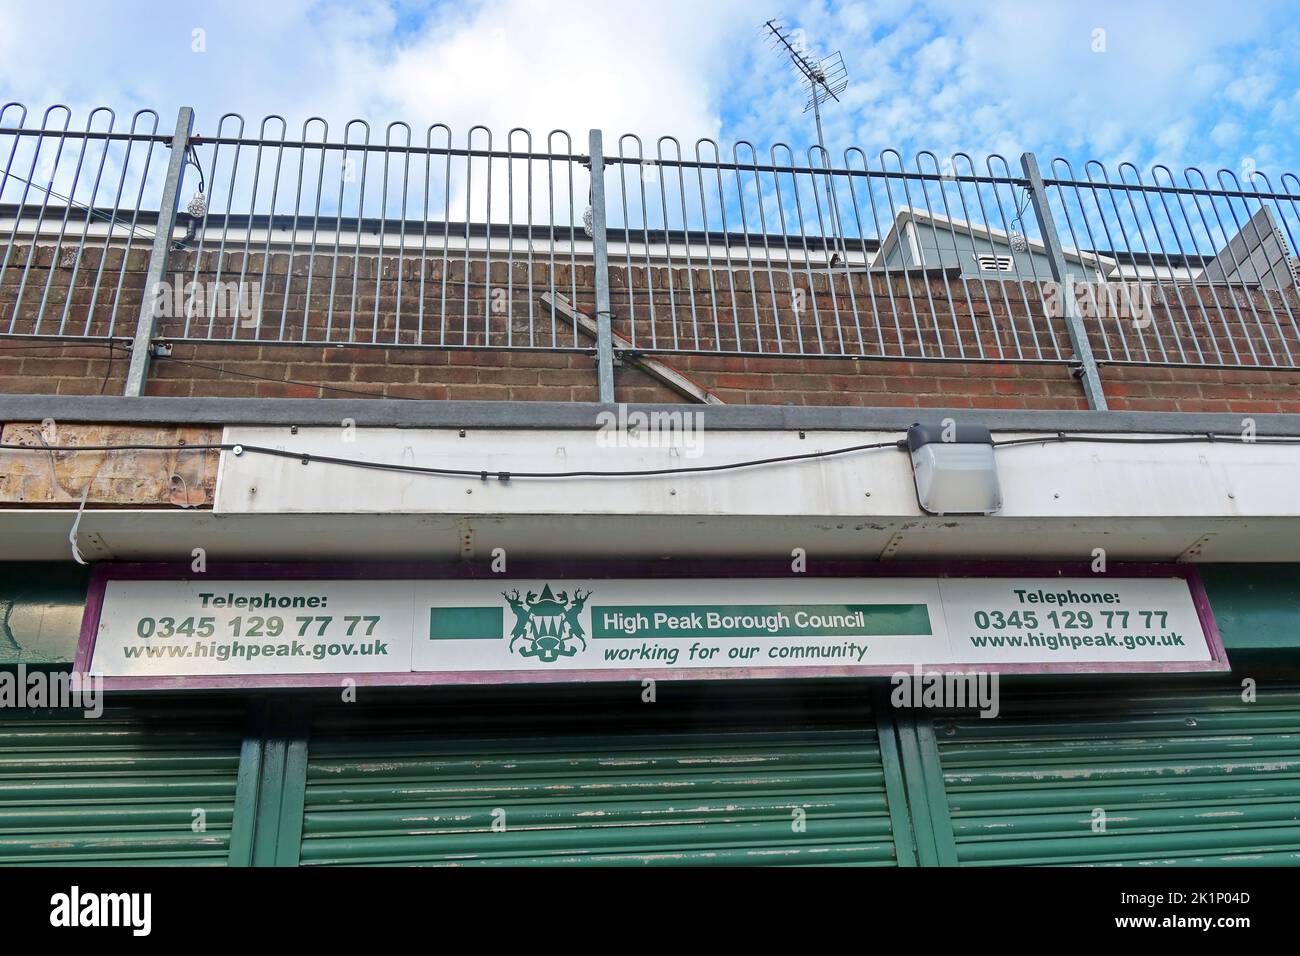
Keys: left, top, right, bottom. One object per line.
{"left": 763, "top": 18, "right": 850, "bottom": 257}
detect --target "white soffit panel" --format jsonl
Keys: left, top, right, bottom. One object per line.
{"left": 3, "top": 511, "right": 1300, "bottom": 563}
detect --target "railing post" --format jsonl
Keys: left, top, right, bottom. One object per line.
{"left": 124, "top": 106, "right": 194, "bottom": 397}
{"left": 588, "top": 128, "right": 615, "bottom": 404}
{"left": 1020, "top": 151, "right": 1108, "bottom": 411}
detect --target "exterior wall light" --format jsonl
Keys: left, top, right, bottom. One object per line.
{"left": 904, "top": 423, "right": 1002, "bottom": 516}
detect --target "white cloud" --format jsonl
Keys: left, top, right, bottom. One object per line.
{"left": 1211, "top": 121, "right": 1242, "bottom": 148}
{"left": 0, "top": 0, "right": 1295, "bottom": 179}
{"left": 1225, "top": 73, "right": 1277, "bottom": 111}
{"left": 371, "top": 0, "right": 752, "bottom": 146}
{"left": 0, "top": 0, "right": 753, "bottom": 145}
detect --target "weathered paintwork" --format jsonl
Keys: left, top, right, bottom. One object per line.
{"left": 0, "top": 422, "right": 220, "bottom": 508}
{"left": 0, "top": 563, "right": 90, "bottom": 664}
{"left": 0, "top": 679, "right": 1298, "bottom": 866}
{"left": 1201, "top": 565, "right": 1300, "bottom": 651}
{"left": 296, "top": 682, "right": 906, "bottom": 866}
{"left": 0, "top": 699, "right": 245, "bottom": 865}
{"left": 929, "top": 681, "right": 1300, "bottom": 865}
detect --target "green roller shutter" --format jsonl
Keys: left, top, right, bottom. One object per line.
{"left": 298, "top": 682, "right": 914, "bottom": 866}
{"left": 925, "top": 681, "right": 1300, "bottom": 866}
{"left": 0, "top": 697, "right": 247, "bottom": 866}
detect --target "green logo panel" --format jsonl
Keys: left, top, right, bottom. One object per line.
{"left": 428, "top": 606, "right": 503, "bottom": 640}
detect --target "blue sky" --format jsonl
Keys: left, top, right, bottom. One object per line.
{"left": 0, "top": 0, "right": 1297, "bottom": 179}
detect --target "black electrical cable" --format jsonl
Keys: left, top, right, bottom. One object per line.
{"left": 98, "top": 344, "right": 118, "bottom": 394}
{"left": 0, "top": 341, "right": 124, "bottom": 390}
{"left": 0, "top": 172, "right": 158, "bottom": 241}
{"left": 0, "top": 341, "right": 124, "bottom": 352}
{"left": 1, "top": 431, "right": 1298, "bottom": 482}
{"left": 255, "top": 438, "right": 903, "bottom": 478}
{"left": 0, "top": 439, "right": 900, "bottom": 478}
{"left": 186, "top": 144, "right": 206, "bottom": 196}
{"left": 5, "top": 344, "right": 436, "bottom": 400}
{"left": 154, "top": 354, "right": 397, "bottom": 399}
{"left": 0, "top": 343, "right": 412, "bottom": 400}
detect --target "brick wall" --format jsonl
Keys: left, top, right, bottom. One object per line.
{"left": 1101, "top": 364, "right": 1300, "bottom": 414}
{"left": 0, "top": 243, "right": 1296, "bottom": 412}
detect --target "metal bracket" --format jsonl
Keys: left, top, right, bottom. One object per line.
{"left": 1020, "top": 152, "right": 1108, "bottom": 411}
{"left": 879, "top": 530, "right": 906, "bottom": 561}
{"left": 543, "top": 292, "right": 723, "bottom": 405}
{"left": 1177, "top": 533, "right": 1214, "bottom": 563}
{"left": 124, "top": 106, "right": 195, "bottom": 397}
{"left": 459, "top": 521, "right": 475, "bottom": 562}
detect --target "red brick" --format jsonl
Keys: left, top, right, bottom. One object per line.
{"left": 4, "top": 241, "right": 1298, "bottom": 413}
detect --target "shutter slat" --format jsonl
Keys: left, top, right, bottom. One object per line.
{"left": 933, "top": 681, "right": 1300, "bottom": 866}
{"left": 301, "top": 685, "right": 901, "bottom": 867}
{"left": 0, "top": 701, "right": 245, "bottom": 866}
{"left": 303, "top": 793, "right": 886, "bottom": 834}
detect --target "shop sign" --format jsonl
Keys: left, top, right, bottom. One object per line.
{"left": 76, "top": 566, "right": 1227, "bottom": 688}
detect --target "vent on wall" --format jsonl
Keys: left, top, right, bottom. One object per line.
{"left": 974, "top": 254, "right": 1014, "bottom": 272}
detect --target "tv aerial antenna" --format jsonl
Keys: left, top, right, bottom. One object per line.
{"left": 763, "top": 18, "right": 849, "bottom": 259}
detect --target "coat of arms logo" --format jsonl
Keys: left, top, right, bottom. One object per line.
{"left": 503, "top": 585, "right": 592, "bottom": 662}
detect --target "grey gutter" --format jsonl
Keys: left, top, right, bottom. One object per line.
{"left": 1, "top": 394, "right": 1298, "bottom": 436}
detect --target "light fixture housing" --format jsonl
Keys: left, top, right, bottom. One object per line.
{"left": 905, "top": 423, "right": 1002, "bottom": 516}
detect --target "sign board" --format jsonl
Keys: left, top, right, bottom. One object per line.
{"left": 76, "top": 564, "right": 1228, "bottom": 688}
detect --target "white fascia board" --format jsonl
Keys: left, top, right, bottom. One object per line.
{"left": 214, "top": 425, "right": 1299, "bottom": 522}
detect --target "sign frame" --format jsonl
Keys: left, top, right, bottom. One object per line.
{"left": 74, "top": 559, "right": 1231, "bottom": 690}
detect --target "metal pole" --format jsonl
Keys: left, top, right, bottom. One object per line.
{"left": 811, "top": 78, "right": 824, "bottom": 156}
{"left": 1020, "top": 151, "right": 1108, "bottom": 410}
{"left": 588, "top": 128, "right": 615, "bottom": 404}
{"left": 810, "top": 84, "right": 830, "bottom": 241}
{"left": 124, "top": 106, "right": 194, "bottom": 396}
{"left": 811, "top": 81, "right": 844, "bottom": 262}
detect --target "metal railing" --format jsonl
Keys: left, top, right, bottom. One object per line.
{"left": 0, "top": 104, "right": 169, "bottom": 343}
{"left": 1045, "top": 159, "right": 1300, "bottom": 371}
{"left": 604, "top": 142, "right": 1074, "bottom": 365}
{"left": 2, "top": 102, "right": 1299, "bottom": 406}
